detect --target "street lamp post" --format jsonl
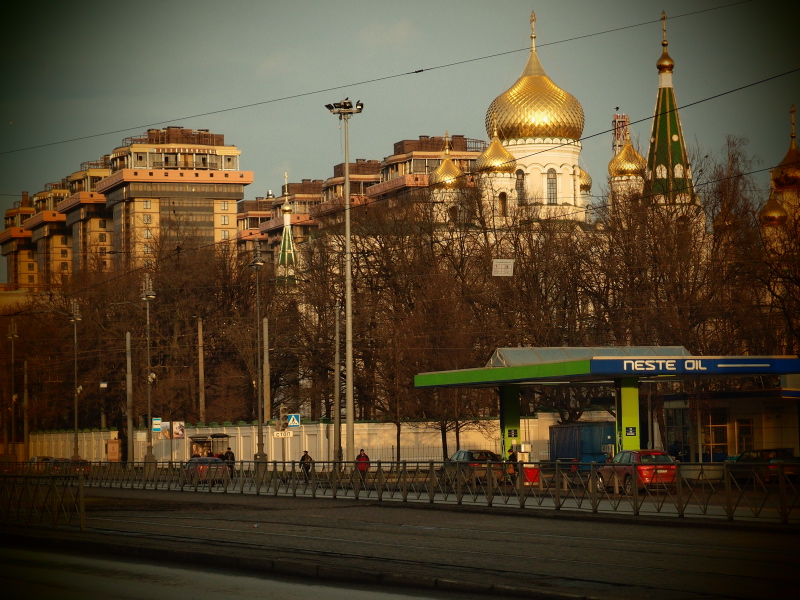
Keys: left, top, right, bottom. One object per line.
{"left": 141, "top": 274, "right": 156, "bottom": 463}
{"left": 325, "top": 98, "right": 363, "bottom": 463}
{"left": 250, "top": 243, "right": 267, "bottom": 461}
{"left": 7, "top": 319, "right": 18, "bottom": 456}
{"left": 69, "top": 301, "right": 82, "bottom": 460}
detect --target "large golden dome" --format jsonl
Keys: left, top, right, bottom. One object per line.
{"left": 772, "top": 105, "right": 800, "bottom": 191}
{"left": 485, "top": 12, "right": 584, "bottom": 141}
{"left": 475, "top": 129, "right": 517, "bottom": 173}
{"left": 608, "top": 133, "right": 645, "bottom": 177}
{"left": 429, "top": 133, "right": 464, "bottom": 188}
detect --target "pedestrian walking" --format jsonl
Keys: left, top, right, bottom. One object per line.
{"left": 300, "top": 450, "right": 313, "bottom": 481}
{"left": 356, "top": 449, "right": 370, "bottom": 481}
{"left": 224, "top": 447, "right": 236, "bottom": 476}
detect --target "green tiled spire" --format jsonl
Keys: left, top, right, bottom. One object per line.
{"left": 645, "top": 12, "right": 695, "bottom": 205}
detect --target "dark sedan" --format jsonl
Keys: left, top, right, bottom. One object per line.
{"left": 726, "top": 448, "right": 800, "bottom": 484}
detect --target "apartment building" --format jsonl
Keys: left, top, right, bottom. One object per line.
{"left": 95, "top": 127, "right": 253, "bottom": 269}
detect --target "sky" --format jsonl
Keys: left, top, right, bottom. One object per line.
{"left": 1, "top": 0, "right": 798, "bottom": 281}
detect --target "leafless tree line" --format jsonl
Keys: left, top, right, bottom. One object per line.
{"left": 1, "top": 136, "right": 797, "bottom": 458}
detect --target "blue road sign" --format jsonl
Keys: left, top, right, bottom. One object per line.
{"left": 287, "top": 413, "right": 301, "bottom": 428}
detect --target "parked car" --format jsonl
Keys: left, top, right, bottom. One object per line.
{"left": 180, "top": 457, "right": 228, "bottom": 487}
{"left": 45, "top": 458, "right": 90, "bottom": 475}
{"left": 725, "top": 448, "right": 800, "bottom": 484}
{"left": 595, "top": 450, "right": 676, "bottom": 494}
{"left": 444, "top": 450, "right": 504, "bottom": 482}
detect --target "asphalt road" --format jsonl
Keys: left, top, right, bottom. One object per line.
{"left": 3, "top": 487, "right": 798, "bottom": 599}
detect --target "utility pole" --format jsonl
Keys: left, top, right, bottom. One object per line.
{"left": 198, "top": 317, "right": 205, "bottom": 423}
{"left": 126, "top": 332, "right": 133, "bottom": 464}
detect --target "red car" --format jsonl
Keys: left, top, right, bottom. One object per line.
{"left": 596, "top": 450, "right": 676, "bottom": 494}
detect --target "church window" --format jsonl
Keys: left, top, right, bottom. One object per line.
{"left": 515, "top": 170, "right": 525, "bottom": 205}
{"left": 547, "top": 169, "right": 557, "bottom": 204}
{"left": 656, "top": 164, "right": 667, "bottom": 178}
{"left": 499, "top": 192, "right": 508, "bottom": 217}
{"left": 448, "top": 206, "right": 459, "bottom": 223}
{"left": 674, "top": 164, "right": 684, "bottom": 178}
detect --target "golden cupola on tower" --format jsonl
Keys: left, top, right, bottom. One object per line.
{"left": 759, "top": 187, "right": 788, "bottom": 228}
{"left": 656, "top": 11, "right": 675, "bottom": 74}
{"left": 771, "top": 105, "right": 800, "bottom": 191}
{"left": 485, "top": 12, "right": 584, "bottom": 141}
{"left": 579, "top": 167, "right": 592, "bottom": 193}
{"left": 608, "top": 132, "right": 646, "bottom": 177}
{"left": 475, "top": 129, "right": 517, "bottom": 173}
{"left": 429, "top": 132, "right": 463, "bottom": 188}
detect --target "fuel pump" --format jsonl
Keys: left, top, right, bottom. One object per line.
{"left": 512, "top": 443, "right": 539, "bottom": 484}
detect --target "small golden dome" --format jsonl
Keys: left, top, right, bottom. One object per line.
{"left": 429, "top": 133, "right": 463, "bottom": 188}
{"left": 772, "top": 105, "right": 800, "bottom": 191}
{"left": 475, "top": 130, "right": 516, "bottom": 174}
{"left": 657, "top": 12, "right": 675, "bottom": 74}
{"left": 759, "top": 190, "right": 788, "bottom": 228}
{"left": 579, "top": 168, "right": 592, "bottom": 192}
{"left": 281, "top": 204, "right": 292, "bottom": 214}
{"left": 608, "top": 133, "right": 645, "bottom": 177}
{"left": 485, "top": 12, "right": 584, "bottom": 141}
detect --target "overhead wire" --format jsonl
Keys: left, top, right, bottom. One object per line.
{"left": 0, "top": 0, "right": 758, "bottom": 161}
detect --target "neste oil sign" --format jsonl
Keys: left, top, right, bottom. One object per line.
{"left": 591, "top": 357, "right": 799, "bottom": 377}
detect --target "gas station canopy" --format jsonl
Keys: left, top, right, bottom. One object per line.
{"left": 414, "top": 347, "right": 800, "bottom": 388}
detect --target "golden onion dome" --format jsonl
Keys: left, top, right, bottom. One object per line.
{"left": 579, "top": 168, "right": 592, "bottom": 192}
{"left": 657, "top": 12, "right": 675, "bottom": 74}
{"left": 429, "top": 133, "right": 464, "bottom": 188}
{"left": 772, "top": 105, "right": 800, "bottom": 190}
{"left": 485, "top": 12, "right": 584, "bottom": 142}
{"left": 759, "top": 189, "right": 788, "bottom": 228}
{"left": 475, "top": 129, "right": 517, "bottom": 174}
{"left": 608, "top": 132, "right": 645, "bottom": 177}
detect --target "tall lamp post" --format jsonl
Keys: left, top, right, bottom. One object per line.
{"left": 250, "top": 243, "right": 267, "bottom": 461}
{"left": 7, "top": 319, "right": 18, "bottom": 456}
{"left": 325, "top": 98, "right": 363, "bottom": 463}
{"left": 69, "top": 300, "right": 82, "bottom": 460}
{"left": 141, "top": 274, "right": 156, "bottom": 463}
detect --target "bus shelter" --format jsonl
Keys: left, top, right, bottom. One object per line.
{"left": 414, "top": 347, "right": 800, "bottom": 458}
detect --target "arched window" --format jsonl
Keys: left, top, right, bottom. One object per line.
{"left": 547, "top": 169, "right": 557, "bottom": 204}
{"left": 674, "top": 163, "right": 684, "bottom": 178}
{"left": 656, "top": 164, "right": 667, "bottom": 178}
{"left": 515, "top": 170, "right": 525, "bottom": 205}
{"left": 499, "top": 192, "right": 508, "bottom": 217}
{"left": 448, "top": 206, "right": 459, "bottom": 223}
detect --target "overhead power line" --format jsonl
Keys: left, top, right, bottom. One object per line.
{"left": 0, "top": 0, "right": 758, "bottom": 158}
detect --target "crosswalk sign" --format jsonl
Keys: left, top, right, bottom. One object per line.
{"left": 287, "top": 413, "right": 301, "bottom": 428}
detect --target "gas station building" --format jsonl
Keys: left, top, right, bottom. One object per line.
{"left": 414, "top": 347, "right": 800, "bottom": 461}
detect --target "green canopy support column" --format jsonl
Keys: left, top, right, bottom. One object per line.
{"left": 616, "top": 377, "right": 641, "bottom": 451}
{"left": 499, "top": 385, "right": 521, "bottom": 456}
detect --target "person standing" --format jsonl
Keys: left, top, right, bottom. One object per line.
{"left": 300, "top": 450, "right": 313, "bottom": 481}
{"left": 356, "top": 449, "right": 370, "bottom": 480}
{"left": 224, "top": 447, "right": 235, "bottom": 476}
{"left": 507, "top": 448, "right": 519, "bottom": 482}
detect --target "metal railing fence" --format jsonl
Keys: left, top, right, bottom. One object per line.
{"left": 0, "top": 473, "right": 85, "bottom": 530}
{"left": 3, "top": 460, "right": 798, "bottom": 525}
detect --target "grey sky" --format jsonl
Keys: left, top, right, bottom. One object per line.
{"left": 1, "top": 1, "right": 797, "bottom": 279}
